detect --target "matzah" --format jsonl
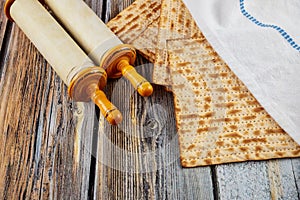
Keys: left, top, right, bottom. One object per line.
{"left": 168, "top": 38, "right": 300, "bottom": 167}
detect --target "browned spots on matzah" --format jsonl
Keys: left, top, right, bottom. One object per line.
{"left": 265, "top": 128, "right": 285, "bottom": 134}
{"left": 253, "top": 107, "right": 265, "bottom": 113}
{"left": 240, "top": 147, "right": 249, "bottom": 152}
{"left": 125, "top": 13, "right": 133, "bottom": 20}
{"left": 139, "top": 3, "right": 146, "bottom": 9}
{"left": 216, "top": 141, "right": 225, "bottom": 146}
{"left": 224, "top": 132, "right": 243, "bottom": 138}
{"left": 293, "top": 150, "right": 300, "bottom": 155}
{"left": 239, "top": 93, "right": 248, "bottom": 99}
{"left": 187, "top": 144, "right": 196, "bottom": 151}
{"left": 243, "top": 138, "right": 267, "bottom": 144}
{"left": 243, "top": 115, "right": 257, "bottom": 120}
{"left": 228, "top": 109, "right": 242, "bottom": 115}
{"left": 204, "top": 159, "right": 213, "bottom": 165}
{"left": 229, "top": 125, "right": 238, "bottom": 130}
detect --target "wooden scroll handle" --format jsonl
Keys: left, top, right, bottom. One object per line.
{"left": 117, "top": 58, "right": 153, "bottom": 97}
{"left": 69, "top": 67, "right": 122, "bottom": 125}
{"left": 88, "top": 84, "right": 122, "bottom": 125}
{"left": 101, "top": 44, "right": 153, "bottom": 97}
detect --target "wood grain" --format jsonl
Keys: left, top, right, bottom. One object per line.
{"left": 1, "top": 0, "right": 300, "bottom": 199}
{"left": 0, "top": 16, "right": 95, "bottom": 200}
{"left": 291, "top": 159, "right": 300, "bottom": 196}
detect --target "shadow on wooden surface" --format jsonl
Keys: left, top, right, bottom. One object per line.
{"left": 0, "top": 0, "right": 299, "bottom": 200}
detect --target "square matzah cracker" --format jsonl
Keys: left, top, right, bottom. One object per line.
{"left": 168, "top": 38, "right": 300, "bottom": 167}
{"left": 153, "top": 0, "right": 203, "bottom": 85}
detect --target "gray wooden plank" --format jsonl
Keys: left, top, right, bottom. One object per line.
{"left": 0, "top": 14, "right": 94, "bottom": 200}
{"left": 291, "top": 159, "right": 300, "bottom": 197}
{"left": 267, "top": 159, "right": 300, "bottom": 200}
{"left": 216, "top": 161, "right": 272, "bottom": 200}
{"left": 216, "top": 158, "right": 300, "bottom": 200}
{"left": 181, "top": 167, "right": 215, "bottom": 200}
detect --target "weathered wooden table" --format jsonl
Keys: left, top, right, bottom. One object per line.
{"left": 1, "top": 0, "right": 300, "bottom": 199}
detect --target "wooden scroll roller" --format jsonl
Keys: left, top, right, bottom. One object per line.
{"left": 4, "top": 0, "right": 122, "bottom": 125}
{"left": 40, "top": 0, "right": 154, "bottom": 97}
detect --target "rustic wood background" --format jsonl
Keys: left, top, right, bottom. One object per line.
{"left": 0, "top": 0, "right": 300, "bottom": 199}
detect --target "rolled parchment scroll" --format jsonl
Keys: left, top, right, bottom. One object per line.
{"left": 42, "top": 0, "right": 153, "bottom": 97}
{"left": 4, "top": 0, "right": 122, "bottom": 125}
